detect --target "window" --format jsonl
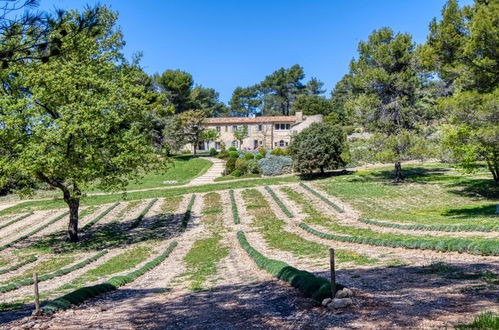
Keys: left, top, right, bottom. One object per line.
{"left": 232, "top": 125, "right": 238, "bottom": 132}
{"left": 215, "top": 142, "right": 221, "bottom": 150}
{"left": 279, "top": 140, "right": 285, "bottom": 147}
{"left": 274, "top": 142, "right": 278, "bottom": 147}
{"left": 216, "top": 126, "right": 221, "bottom": 133}
{"left": 257, "top": 124, "right": 263, "bottom": 131}
{"left": 225, "top": 126, "right": 228, "bottom": 132}
{"left": 198, "top": 141, "right": 206, "bottom": 151}
{"left": 232, "top": 141, "right": 238, "bottom": 148}
{"left": 274, "top": 123, "right": 291, "bottom": 130}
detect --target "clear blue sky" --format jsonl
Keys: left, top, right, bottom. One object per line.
{"left": 38, "top": 0, "right": 473, "bottom": 103}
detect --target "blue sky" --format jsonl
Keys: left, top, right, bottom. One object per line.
{"left": 38, "top": 0, "right": 473, "bottom": 103}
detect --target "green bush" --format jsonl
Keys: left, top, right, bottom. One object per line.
{"left": 180, "top": 194, "right": 196, "bottom": 231}
{"left": 271, "top": 148, "right": 284, "bottom": 156}
{"left": 229, "top": 151, "right": 239, "bottom": 158}
{"left": 42, "top": 242, "right": 177, "bottom": 315}
{"left": 246, "top": 159, "right": 260, "bottom": 174}
{"left": 225, "top": 157, "right": 237, "bottom": 174}
{"left": 232, "top": 169, "right": 242, "bottom": 177}
{"left": 130, "top": 199, "right": 158, "bottom": 229}
{"left": 358, "top": 217, "right": 498, "bottom": 232}
{"left": 255, "top": 154, "right": 263, "bottom": 160}
{"left": 229, "top": 190, "right": 240, "bottom": 224}
{"left": 244, "top": 153, "right": 254, "bottom": 160}
{"left": 209, "top": 148, "right": 218, "bottom": 156}
{"left": 0, "top": 212, "right": 33, "bottom": 231}
{"left": 218, "top": 143, "right": 229, "bottom": 159}
{"left": 0, "top": 256, "right": 37, "bottom": 275}
{"left": 258, "top": 147, "right": 267, "bottom": 157}
{"left": 237, "top": 231, "right": 344, "bottom": 302}
{"left": 182, "top": 149, "right": 191, "bottom": 154}
{"left": 228, "top": 146, "right": 237, "bottom": 152}
{"left": 235, "top": 158, "right": 248, "bottom": 173}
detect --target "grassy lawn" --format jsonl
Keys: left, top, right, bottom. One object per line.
{"left": 315, "top": 164, "right": 498, "bottom": 226}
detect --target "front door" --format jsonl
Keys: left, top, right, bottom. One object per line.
{"left": 254, "top": 140, "right": 258, "bottom": 149}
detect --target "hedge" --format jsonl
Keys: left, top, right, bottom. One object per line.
{"left": 0, "top": 256, "right": 37, "bottom": 275}
{"left": 229, "top": 190, "right": 240, "bottom": 224}
{"left": 358, "top": 217, "right": 498, "bottom": 233}
{"left": 0, "top": 211, "right": 69, "bottom": 252}
{"left": 299, "top": 183, "right": 344, "bottom": 213}
{"left": 130, "top": 199, "right": 158, "bottom": 229}
{"left": 0, "top": 250, "right": 108, "bottom": 293}
{"left": 237, "top": 231, "right": 344, "bottom": 303}
{"left": 0, "top": 212, "right": 34, "bottom": 231}
{"left": 42, "top": 241, "right": 177, "bottom": 315}
{"left": 264, "top": 186, "right": 293, "bottom": 218}
{"left": 180, "top": 194, "right": 196, "bottom": 231}
{"left": 81, "top": 202, "right": 120, "bottom": 232}
{"left": 298, "top": 223, "right": 499, "bottom": 256}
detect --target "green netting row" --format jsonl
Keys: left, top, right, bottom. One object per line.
{"left": 0, "top": 211, "right": 69, "bottom": 252}
{"left": 237, "top": 231, "right": 344, "bottom": 303}
{"left": 298, "top": 223, "right": 499, "bottom": 256}
{"left": 130, "top": 199, "right": 158, "bottom": 229}
{"left": 299, "top": 183, "right": 344, "bottom": 213}
{"left": 81, "top": 202, "right": 120, "bottom": 232}
{"left": 264, "top": 186, "right": 294, "bottom": 218}
{"left": 229, "top": 190, "right": 240, "bottom": 224}
{"left": 0, "top": 212, "right": 34, "bottom": 231}
{"left": 358, "top": 217, "right": 498, "bottom": 233}
{"left": 180, "top": 194, "right": 196, "bottom": 232}
{"left": 0, "top": 255, "right": 37, "bottom": 275}
{"left": 0, "top": 250, "right": 107, "bottom": 293}
{"left": 42, "top": 241, "right": 177, "bottom": 315}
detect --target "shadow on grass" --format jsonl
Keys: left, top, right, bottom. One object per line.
{"left": 298, "top": 170, "right": 353, "bottom": 182}
{"left": 442, "top": 204, "right": 499, "bottom": 219}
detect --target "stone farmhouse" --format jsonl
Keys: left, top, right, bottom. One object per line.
{"left": 195, "top": 111, "right": 323, "bottom": 152}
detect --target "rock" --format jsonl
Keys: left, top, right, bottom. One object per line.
{"left": 327, "top": 298, "right": 353, "bottom": 309}
{"left": 335, "top": 288, "right": 354, "bottom": 298}
{"left": 321, "top": 298, "right": 332, "bottom": 306}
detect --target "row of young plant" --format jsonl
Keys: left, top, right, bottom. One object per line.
{"left": 0, "top": 251, "right": 108, "bottom": 293}
{"left": 264, "top": 186, "right": 293, "bottom": 218}
{"left": 0, "top": 211, "right": 69, "bottom": 252}
{"left": 130, "top": 199, "right": 158, "bottom": 229}
{"left": 0, "top": 256, "right": 37, "bottom": 276}
{"left": 229, "top": 190, "right": 240, "bottom": 224}
{"left": 180, "top": 194, "right": 196, "bottom": 231}
{"left": 237, "top": 231, "right": 344, "bottom": 303}
{"left": 357, "top": 217, "right": 498, "bottom": 233}
{"left": 81, "top": 202, "right": 120, "bottom": 232}
{"left": 42, "top": 242, "right": 177, "bottom": 315}
{"left": 299, "top": 183, "right": 344, "bottom": 213}
{"left": 0, "top": 212, "right": 34, "bottom": 231}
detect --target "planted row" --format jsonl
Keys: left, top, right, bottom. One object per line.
{"left": 299, "top": 183, "right": 344, "bottom": 213}
{"left": 0, "top": 212, "right": 34, "bottom": 231}
{"left": 357, "top": 217, "right": 498, "bottom": 233}
{"left": 0, "top": 251, "right": 107, "bottom": 293}
{"left": 264, "top": 186, "right": 293, "bottom": 218}
{"left": 0, "top": 211, "right": 69, "bottom": 252}
{"left": 299, "top": 223, "right": 499, "bottom": 256}
{"left": 42, "top": 241, "right": 177, "bottom": 315}
{"left": 237, "top": 231, "right": 344, "bottom": 302}
{"left": 180, "top": 194, "right": 196, "bottom": 232}
{"left": 0, "top": 256, "right": 37, "bottom": 276}
{"left": 130, "top": 199, "right": 158, "bottom": 229}
{"left": 229, "top": 190, "right": 240, "bottom": 224}
{"left": 81, "top": 202, "right": 120, "bottom": 232}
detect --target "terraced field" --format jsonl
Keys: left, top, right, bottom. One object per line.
{"left": 0, "top": 164, "right": 497, "bottom": 328}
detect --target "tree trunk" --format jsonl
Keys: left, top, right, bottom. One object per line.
{"left": 320, "top": 166, "right": 325, "bottom": 174}
{"left": 66, "top": 197, "right": 80, "bottom": 242}
{"left": 394, "top": 161, "right": 403, "bottom": 183}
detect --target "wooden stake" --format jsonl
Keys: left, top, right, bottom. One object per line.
{"left": 33, "top": 273, "right": 41, "bottom": 316}
{"left": 330, "top": 248, "right": 336, "bottom": 298}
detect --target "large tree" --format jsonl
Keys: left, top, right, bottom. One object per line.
{"left": 155, "top": 69, "right": 194, "bottom": 114}
{"left": 177, "top": 110, "right": 207, "bottom": 155}
{"left": 0, "top": 7, "right": 164, "bottom": 242}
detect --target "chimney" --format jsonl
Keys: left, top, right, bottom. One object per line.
{"left": 295, "top": 111, "right": 303, "bottom": 122}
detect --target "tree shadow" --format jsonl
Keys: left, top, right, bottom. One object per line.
{"left": 298, "top": 170, "right": 353, "bottom": 182}
{"left": 442, "top": 204, "right": 498, "bottom": 219}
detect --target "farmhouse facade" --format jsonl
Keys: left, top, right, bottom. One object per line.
{"left": 196, "top": 111, "right": 323, "bottom": 152}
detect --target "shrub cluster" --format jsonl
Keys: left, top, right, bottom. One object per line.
{"left": 0, "top": 212, "right": 33, "bottom": 231}
{"left": 0, "top": 251, "right": 108, "bottom": 293}
{"left": 258, "top": 155, "right": 293, "bottom": 176}
{"left": 237, "top": 231, "right": 344, "bottom": 302}
{"left": 81, "top": 202, "right": 120, "bottom": 232}
{"left": 229, "top": 190, "right": 240, "bottom": 224}
{"left": 0, "top": 211, "right": 69, "bottom": 252}
{"left": 0, "top": 256, "right": 37, "bottom": 276}
{"left": 299, "top": 183, "right": 344, "bottom": 213}
{"left": 264, "top": 186, "right": 293, "bottom": 218}
{"left": 299, "top": 223, "right": 499, "bottom": 256}
{"left": 130, "top": 199, "right": 158, "bottom": 229}
{"left": 42, "top": 242, "right": 177, "bottom": 315}
{"left": 358, "top": 217, "right": 498, "bottom": 232}
{"left": 180, "top": 194, "right": 196, "bottom": 231}
{"left": 224, "top": 150, "right": 261, "bottom": 177}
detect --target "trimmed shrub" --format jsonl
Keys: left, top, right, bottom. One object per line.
{"left": 271, "top": 148, "right": 285, "bottom": 156}
{"left": 264, "top": 186, "right": 293, "bottom": 218}
{"left": 81, "top": 202, "right": 120, "bottom": 232}
{"left": 0, "top": 211, "right": 69, "bottom": 251}
{"left": 228, "top": 146, "right": 237, "bottom": 152}
{"left": 42, "top": 242, "right": 177, "bottom": 315}
{"left": 255, "top": 154, "right": 263, "bottom": 160}
{"left": 258, "top": 147, "right": 267, "bottom": 157}
{"left": 130, "top": 199, "right": 158, "bottom": 229}
{"left": 246, "top": 159, "right": 260, "bottom": 174}
{"left": 235, "top": 158, "right": 248, "bottom": 173}
{"left": 232, "top": 169, "right": 242, "bottom": 177}
{"left": 357, "top": 217, "right": 497, "bottom": 232}
{"left": 229, "top": 190, "right": 240, "bottom": 224}
{"left": 225, "top": 157, "right": 237, "bottom": 174}
{"left": 258, "top": 155, "right": 293, "bottom": 176}
{"left": 237, "top": 231, "right": 344, "bottom": 302}
{"left": 182, "top": 149, "right": 191, "bottom": 154}
{"left": 209, "top": 148, "right": 218, "bottom": 156}
{"left": 244, "top": 153, "right": 254, "bottom": 160}
{"left": 229, "top": 151, "right": 239, "bottom": 158}
{"left": 0, "top": 212, "right": 33, "bottom": 231}
{"left": 180, "top": 194, "right": 196, "bottom": 231}
{"left": 0, "top": 251, "right": 108, "bottom": 293}
{"left": 299, "top": 183, "right": 344, "bottom": 213}
{"left": 0, "top": 256, "right": 37, "bottom": 275}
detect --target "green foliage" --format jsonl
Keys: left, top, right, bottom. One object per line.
{"left": 41, "top": 242, "right": 177, "bottom": 315}
{"left": 0, "top": 212, "right": 33, "bottom": 231}
{"left": 233, "top": 125, "right": 248, "bottom": 147}
{"left": 0, "top": 256, "right": 37, "bottom": 276}
{"left": 358, "top": 217, "right": 497, "bottom": 232}
{"left": 299, "top": 183, "right": 344, "bottom": 213}
{"left": 232, "top": 170, "right": 242, "bottom": 177}
{"left": 209, "top": 148, "right": 218, "bottom": 156}
{"left": 228, "top": 146, "right": 237, "bottom": 152}
{"left": 229, "top": 151, "right": 239, "bottom": 158}
{"left": 264, "top": 186, "right": 293, "bottom": 218}
{"left": 130, "top": 199, "right": 158, "bottom": 229}
{"left": 258, "top": 155, "right": 293, "bottom": 176}
{"left": 258, "top": 147, "right": 267, "bottom": 157}
{"left": 237, "top": 231, "right": 345, "bottom": 302}
{"left": 155, "top": 69, "right": 194, "bottom": 113}
{"left": 244, "top": 153, "right": 255, "bottom": 160}
{"left": 177, "top": 110, "right": 208, "bottom": 155}
{"left": 270, "top": 148, "right": 285, "bottom": 156}
{"left": 225, "top": 157, "right": 237, "bottom": 174}
{"left": 255, "top": 154, "right": 263, "bottom": 160}
{"left": 246, "top": 159, "right": 260, "bottom": 174}
{"left": 289, "top": 123, "right": 347, "bottom": 174}
{"left": 292, "top": 94, "right": 333, "bottom": 116}
{"left": 80, "top": 203, "right": 120, "bottom": 232}
{"left": 0, "top": 251, "right": 107, "bottom": 293}
{"left": 455, "top": 312, "right": 499, "bottom": 329}
{"left": 229, "top": 190, "right": 240, "bottom": 224}
{"left": 180, "top": 194, "right": 196, "bottom": 232}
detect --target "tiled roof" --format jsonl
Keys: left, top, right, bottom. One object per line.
{"left": 206, "top": 116, "right": 297, "bottom": 124}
